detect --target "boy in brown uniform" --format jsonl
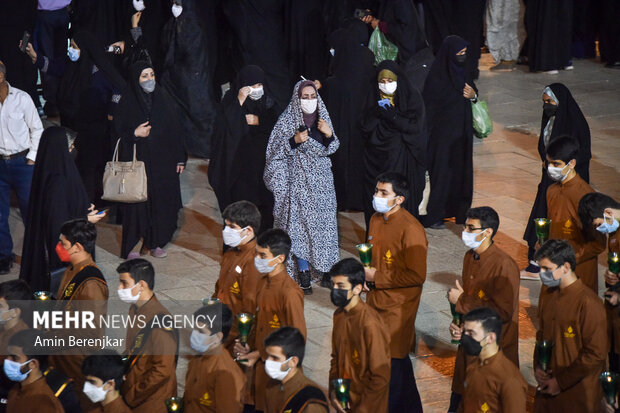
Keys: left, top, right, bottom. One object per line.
{"left": 458, "top": 307, "right": 527, "bottom": 413}
{"left": 363, "top": 172, "right": 426, "bottom": 412}
{"left": 447, "top": 207, "right": 520, "bottom": 411}
{"left": 234, "top": 229, "right": 306, "bottom": 412}
{"left": 533, "top": 240, "right": 607, "bottom": 413}
{"left": 329, "top": 258, "right": 391, "bottom": 413}
{"left": 185, "top": 303, "right": 246, "bottom": 412}
{"left": 5, "top": 329, "right": 65, "bottom": 413}
{"left": 116, "top": 259, "right": 177, "bottom": 413}
{"left": 212, "top": 201, "right": 262, "bottom": 352}
{"left": 545, "top": 136, "right": 606, "bottom": 292}
{"left": 82, "top": 351, "right": 132, "bottom": 413}
{"left": 264, "top": 327, "right": 328, "bottom": 413}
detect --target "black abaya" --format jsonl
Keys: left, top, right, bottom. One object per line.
{"left": 114, "top": 62, "right": 186, "bottom": 258}
{"left": 377, "top": 0, "right": 427, "bottom": 63}
{"left": 322, "top": 25, "right": 376, "bottom": 211}
{"left": 422, "top": 35, "right": 474, "bottom": 227}
{"left": 522, "top": 83, "right": 591, "bottom": 249}
{"left": 525, "top": 0, "right": 573, "bottom": 72}
{"left": 360, "top": 60, "right": 428, "bottom": 225}
{"left": 19, "top": 127, "right": 90, "bottom": 292}
{"left": 599, "top": 0, "right": 620, "bottom": 65}
{"left": 208, "top": 65, "right": 278, "bottom": 234}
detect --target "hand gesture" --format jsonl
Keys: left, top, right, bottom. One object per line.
{"left": 463, "top": 83, "right": 476, "bottom": 99}
{"left": 176, "top": 164, "right": 185, "bottom": 174}
{"left": 134, "top": 121, "right": 151, "bottom": 138}
{"left": 447, "top": 280, "right": 464, "bottom": 304}
{"left": 330, "top": 391, "right": 349, "bottom": 413}
{"left": 605, "top": 269, "right": 620, "bottom": 286}
{"left": 87, "top": 204, "right": 106, "bottom": 223}
{"left": 605, "top": 291, "right": 619, "bottom": 306}
{"left": 314, "top": 79, "right": 322, "bottom": 90}
{"left": 317, "top": 119, "right": 332, "bottom": 138}
{"left": 449, "top": 321, "right": 462, "bottom": 341}
{"left": 132, "top": 11, "right": 142, "bottom": 28}
{"left": 294, "top": 129, "right": 309, "bottom": 144}
{"left": 245, "top": 114, "right": 259, "bottom": 126}
{"left": 362, "top": 14, "right": 380, "bottom": 29}
{"left": 238, "top": 86, "right": 251, "bottom": 106}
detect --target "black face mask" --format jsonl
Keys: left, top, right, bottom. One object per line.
{"left": 461, "top": 334, "right": 486, "bottom": 356}
{"left": 455, "top": 54, "right": 467, "bottom": 66}
{"left": 543, "top": 102, "right": 557, "bottom": 118}
{"left": 330, "top": 288, "right": 352, "bottom": 308}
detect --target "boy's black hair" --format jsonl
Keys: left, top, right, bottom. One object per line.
{"left": 376, "top": 171, "right": 409, "bottom": 200}
{"left": 116, "top": 258, "right": 155, "bottom": 290}
{"left": 466, "top": 207, "right": 500, "bottom": 238}
{"left": 222, "top": 201, "right": 262, "bottom": 235}
{"left": 462, "top": 307, "right": 503, "bottom": 343}
{"left": 193, "top": 303, "right": 233, "bottom": 342}
{"left": 82, "top": 350, "right": 126, "bottom": 390}
{"left": 534, "top": 239, "right": 577, "bottom": 271}
{"left": 545, "top": 134, "right": 579, "bottom": 164}
{"left": 578, "top": 192, "right": 620, "bottom": 227}
{"left": 257, "top": 229, "right": 291, "bottom": 261}
{"left": 264, "top": 326, "right": 306, "bottom": 367}
{"left": 328, "top": 258, "right": 365, "bottom": 288}
{"left": 8, "top": 329, "right": 48, "bottom": 368}
{"left": 60, "top": 218, "right": 97, "bottom": 255}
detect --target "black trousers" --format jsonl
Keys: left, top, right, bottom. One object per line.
{"left": 389, "top": 357, "right": 423, "bottom": 413}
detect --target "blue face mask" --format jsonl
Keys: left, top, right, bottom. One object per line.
{"left": 597, "top": 213, "right": 619, "bottom": 234}
{"left": 67, "top": 47, "right": 80, "bottom": 62}
{"left": 539, "top": 268, "right": 561, "bottom": 288}
{"left": 372, "top": 196, "right": 397, "bottom": 214}
{"left": 3, "top": 359, "right": 32, "bottom": 382}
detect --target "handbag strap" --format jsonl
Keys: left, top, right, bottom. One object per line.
{"left": 132, "top": 144, "right": 138, "bottom": 167}
{"left": 111, "top": 139, "right": 121, "bottom": 172}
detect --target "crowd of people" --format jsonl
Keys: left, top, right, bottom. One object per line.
{"left": 1, "top": 0, "right": 619, "bottom": 412}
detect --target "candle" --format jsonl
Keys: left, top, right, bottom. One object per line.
{"left": 355, "top": 243, "right": 373, "bottom": 268}
{"left": 609, "top": 252, "right": 620, "bottom": 275}
{"left": 534, "top": 218, "right": 551, "bottom": 245}
{"left": 165, "top": 397, "right": 184, "bottom": 412}
{"left": 34, "top": 291, "right": 51, "bottom": 301}
{"left": 236, "top": 313, "right": 254, "bottom": 348}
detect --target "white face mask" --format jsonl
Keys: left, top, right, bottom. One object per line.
{"left": 462, "top": 231, "right": 487, "bottom": 250}
{"left": 222, "top": 226, "right": 250, "bottom": 247}
{"left": 190, "top": 330, "right": 219, "bottom": 353}
{"left": 254, "top": 256, "right": 279, "bottom": 274}
{"left": 172, "top": 4, "right": 183, "bottom": 18}
{"left": 83, "top": 381, "right": 109, "bottom": 403}
{"left": 0, "top": 309, "right": 15, "bottom": 324}
{"left": 248, "top": 86, "right": 264, "bottom": 101}
{"left": 379, "top": 81, "right": 397, "bottom": 95}
{"left": 372, "top": 196, "right": 397, "bottom": 214}
{"left": 117, "top": 285, "right": 140, "bottom": 304}
{"left": 547, "top": 163, "right": 571, "bottom": 182}
{"left": 264, "top": 358, "right": 292, "bottom": 381}
{"left": 300, "top": 98, "right": 318, "bottom": 114}
{"left": 133, "top": 0, "right": 145, "bottom": 11}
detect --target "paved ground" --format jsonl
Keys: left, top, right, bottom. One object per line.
{"left": 5, "top": 52, "right": 620, "bottom": 412}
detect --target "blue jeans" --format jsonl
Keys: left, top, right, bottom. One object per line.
{"left": 0, "top": 156, "right": 34, "bottom": 259}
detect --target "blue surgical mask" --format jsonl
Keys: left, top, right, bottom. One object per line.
{"left": 67, "top": 47, "right": 80, "bottom": 62}
{"left": 254, "top": 255, "right": 280, "bottom": 274}
{"left": 597, "top": 213, "right": 619, "bottom": 234}
{"left": 3, "top": 359, "right": 32, "bottom": 382}
{"left": 539, "top": 269, "right": 561, "bottom": 288}
{"left": 140, "top": 79, "right": 155, "bottom": 93}
{"left": 190, "top": 330, "right": 219, "bottom": 353}
{"left": 372, "top": 196, "right": 397, "bottom": 214}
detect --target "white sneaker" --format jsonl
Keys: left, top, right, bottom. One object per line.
{"left": 543, "top": 70, "right": 559, "bottom": 75}
{"left": 564, "top": 65, "right": 574, "bottom": 70}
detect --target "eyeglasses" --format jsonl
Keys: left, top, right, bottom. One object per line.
{"left": 462, "top": 225, "right": 487, "bottom": 232}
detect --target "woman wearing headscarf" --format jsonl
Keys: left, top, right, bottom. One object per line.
{"left": 19, "top": 127, "right": 105, "bottom": 292}
{"left": 422, "top": 35, "right": 477, "bottom": 228}
{"left": 322, "top": 22, "right": 375, "bottom": 212}
{"left": 264, "top": 80, "right": 340, "bottom": 294}
{"left": 114, "top": 61, "right": 186, "bottom": 259}
{"left": 521, "top": 83, "right": 591, "bottom": 279}
{"left": 360, "top": 60, "right": 427, "bottom": 227}
{"left": 525, "top": 0, "right": 573, "bottom": 73}
{"left": 208, "top": 65, "right": 279, "bottom": 233}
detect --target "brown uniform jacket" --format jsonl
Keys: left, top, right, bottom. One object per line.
{"left": 329, "top": 301, "right": 391, "bottom": 413}
{"left": 102, "top": 396, "right": 132, "bottom": 413}
{"left": 547, "top": 175, "right": 606, "bottom": 292}
{"left": 533, "top": 279, "right": 607, "bottom": 413}
{"left": 366, "top": 208, "right": 427, "bottom": 358}
{"left": 265, "top": 371, "right": 328, "bottom": 413}
{"left": 452, "top": 244, "right": 520, "bottom": 395}
{"left": 459, "top": 350, "right": 527, "bottom": 413}
{"left": 122, "top": 294, "right": 178, "bottom": 413}
{"left": 7, "top": 376, "right": 65, "bottom": 413}
{"left": 184, "top": 349, "right": 246, "bottom": 413}
{"left": 606, "top": 230, "right": 620, "bottom": 353}
{"left": 213, "top": 239, "right": 260, "bottom": 351}
{"left": 252, "top": 269, "right": 306, "bottom": 411}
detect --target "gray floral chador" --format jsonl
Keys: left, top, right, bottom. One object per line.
{"left": 264, "top": 81, "right": 340, "bottom": 277}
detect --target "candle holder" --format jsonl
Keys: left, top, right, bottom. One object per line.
{"left": 356, "top": 243, "right": 375, "bottom": 290}
{"left": 536, "top": 340, "right": 554, "bottom": 372}
{"left": 609, "top": 252, "right": 620, "bottom": 275}
{"left": 34, "top": 291, "right": 52, "bottom": 301}
{"left": 236, "top": 313, "right": 254, "bottom": 347}
{"left": 165, "top": 397, "right": 184, "bottom": 412}
{"left": 534, "top": 218, "right": 551, "bottom": 245}
{"left": 201, "top": 297, "right": 219, "bottom": 306}
{"left": 449, "top": 303, "right": 462, "bottom": 344}
{"left": 331, "top": 378, "right": 351, "bottom": 411}
{"left": 600, "top": 371, "right": 619, "bottom": 409}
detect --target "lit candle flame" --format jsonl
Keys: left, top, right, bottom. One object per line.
{"left": 608, "top": 376, "right": 613, "bottom": 383}
{"left": 239, "top": 315, "right": 250, "bottom": 323}
{"left": 339, "top": 384, "right": 346, "bottom": 393}
{"left": 612, "top": 256, "right": 619, "bottom": 263}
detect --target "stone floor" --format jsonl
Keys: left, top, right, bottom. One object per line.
{"left": 5, "top": 52, "right": 620, "bottom": 412}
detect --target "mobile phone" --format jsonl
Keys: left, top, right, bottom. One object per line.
{"left": 298, "top": 125, "right": 307, "bottom": 133}
{"left": 107, "top": 45, "right": 121, "bottom": 54}
{"left": 378, "top": 98, "right": 391, "bottom": 109}
{"left": 20, "top": 31, "right": 31, "bottom": 53}
{"left": 96, "top": 209, "right": 108, "bottom": 216}
{"left": 354, "top": 8, "right": 370, "bottom": 19}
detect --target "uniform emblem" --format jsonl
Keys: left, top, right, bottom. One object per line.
{"left": 235, "top": 265, "right": 242, "bottom": 274}
{"left": 479, "top": 402, "right": 490, "bottom": 412}
{"left": 477, "top": 290, "right": 486, "bottom": 300}
{"left": 562, "top": 219, "right": 573, "bottom": 236}
{"left": 269, "top": 314, "right": 281, "bottom": 329}
{"left": 230, "top": 281, "right": 240, "bottom": 295}
{"left": 564, "top": 326, "right": 576, "bottom": 338}
{"left": 132, "top": 333, "right": 144, "bottom": 353}
{"left": 199, "top": 392, "right": 213, "bottom": 406}
{"left": 64, "top": 283, "right": 75, "bottom": 298}
{"left": 352, "top": 349, "right": 361, "bottom": 365}
{"left": 384, "top": 250, "right": 393, "bottom": 265}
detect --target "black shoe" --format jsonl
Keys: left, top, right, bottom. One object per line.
{"left": 320, "top": 273, "right": 332, "bottom": 288}
{"left": 0, "top": 256, "right": 14, "bottom": 275}
{"left": 429, "top": 220, "right": 446, "bottom": 229}
{"left": 298, "top": 270, "right": 313, "bottom": 295}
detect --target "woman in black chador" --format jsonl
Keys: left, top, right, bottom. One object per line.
{"left": 114, "top": 61, "right": 186, "bottom": 259}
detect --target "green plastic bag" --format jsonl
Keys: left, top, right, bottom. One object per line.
{"left": 472, "top": 100, "right": 492, "bottom": 138}
{"left": 368, "top": 27, "right": 398, "bottom": 65}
